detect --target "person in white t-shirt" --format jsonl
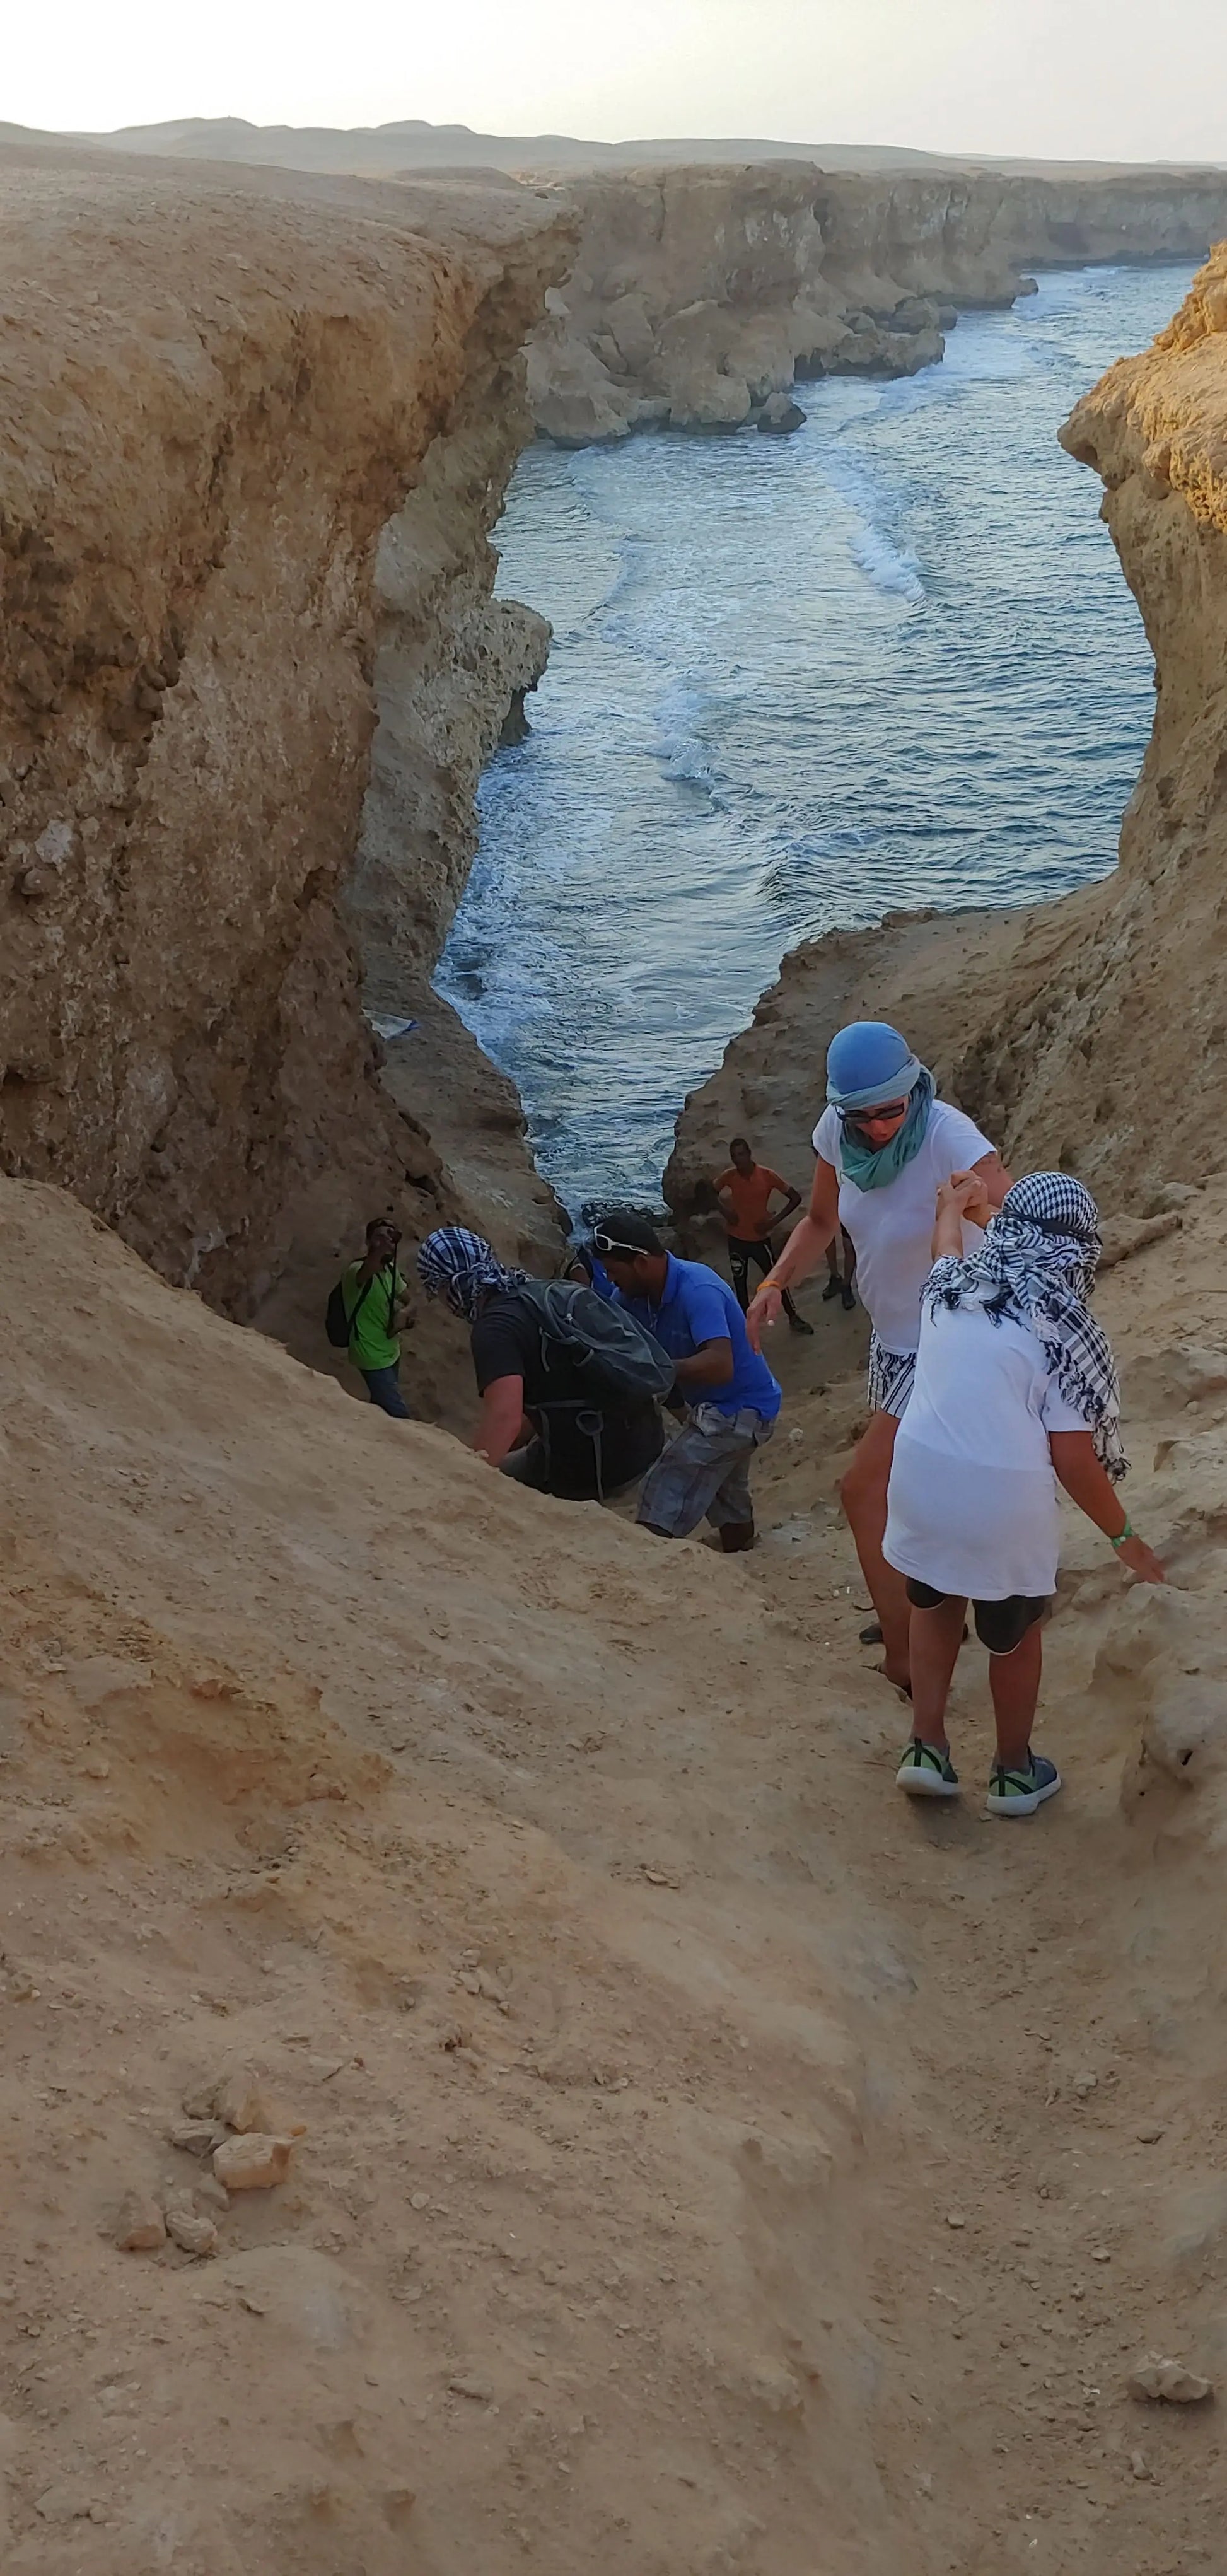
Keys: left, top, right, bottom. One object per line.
{"left": 747, "top": 1020, "right": 1009, "bottom": 1690}
{"left": 886, "top": 1169, "right": 1165, "bottom": 1814}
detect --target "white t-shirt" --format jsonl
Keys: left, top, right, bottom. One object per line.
{"left": 883, "top": 1300, "right": 1091, "bottom": 1600}
{"left": 811, "top": 1097, "right": 996, "bottom": 1355}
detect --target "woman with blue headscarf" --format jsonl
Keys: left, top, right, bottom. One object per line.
{"left": 746, "top": 1020, "right": 1009, "bottom": 1690}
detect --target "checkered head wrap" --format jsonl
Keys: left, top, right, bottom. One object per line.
{"left": 417, "top": 1227, "right": 530, "bottom": 1322}
{"left": 924, "top": 1172, "right": 1127, "bottom": 1481}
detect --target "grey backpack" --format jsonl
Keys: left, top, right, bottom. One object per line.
{"left": 513, "top": 1280, "right": 674, "bottom": 1404}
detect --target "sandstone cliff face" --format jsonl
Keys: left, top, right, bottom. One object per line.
{"left": 951, "top": 245, "right": 1227, "bottom": 1199}
{"left": 0, "top": 147, "right": 573, "bottom": 1322}
{"left": 529, "top": 165, "right": 1227, "bottom": 442}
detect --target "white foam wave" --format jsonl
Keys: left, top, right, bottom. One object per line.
{"left": 654, "top": 680, "right": 725, "bottom": 791}
{"left": 847, "top": 520, "right": 925, "bottom": 603}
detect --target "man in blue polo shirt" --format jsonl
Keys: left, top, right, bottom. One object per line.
{"left": 592, "top": 1209, "right": 782, "bottom": 1551}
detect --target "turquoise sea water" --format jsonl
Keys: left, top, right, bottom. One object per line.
{"left": 436, "top": 264, "right": 1192, "bottom": 1218}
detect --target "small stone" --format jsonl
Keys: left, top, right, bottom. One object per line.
{"left": 449, "top": 2375, "right": 494, "bottom": 2403}
{"left": 1136, "top": 2120, "right": 1165, "bottom": 2144}
{"left": 1130, "top": 2450, "right": 1152, "bottom": 2480}
{"left": 193, "top": 2172, "right": 230, "bottom": 2213}
{"left": 946, "top": 2212, "right": 967, "bottom": 2230}
{"left": 213, "top": 2133, "right": 296, "bottom": 2193}
{"left": 1091, "top": 2248, "right": 1112, "bottom": 2263}
{"left": 1073, "top": 2072, "right": 1098, "bottom": 2096}
{"left": 165, "top": 2203, "right": 219, "bottom": 2258}
{"left": 1128, "top": 2354, "right": 1214, "bottom": 2405}
{"left": 168, "top": 2121, "right": 226, "bottom": 2157}
{"left": 307, "top": 2056, "right": 345, "bottom": 2082}
{"left": 410, "top": 2191, "right": 430, "bottom": 2211}
{"left": 213, "top": 2066, "right": 306, "bottom": 2138}
{"left": 35, "top": 2483, "right": 95, "bottom": 2523}
{"left": 114, "top": 2191, "right": 166, "bottom": 2252}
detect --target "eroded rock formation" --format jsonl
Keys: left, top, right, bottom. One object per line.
{"left": 0, "top": 143, "right": 573, "bottom": 1326}
{"left": 529, "top": 165, "right": 1227, "bottom": 441}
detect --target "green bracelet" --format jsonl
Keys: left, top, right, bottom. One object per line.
{"left": 1110, "top": 1520, "right": 1135, "bottom": 1550}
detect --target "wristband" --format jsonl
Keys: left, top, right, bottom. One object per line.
{"left": 1110, "top": 1520, "right": 1135, "bottom": 1550}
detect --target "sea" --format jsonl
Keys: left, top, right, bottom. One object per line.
{"left": 434, "top": 262, "right": 1192, "bottom": 1221}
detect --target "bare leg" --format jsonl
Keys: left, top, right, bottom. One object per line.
{"left": 989, "top": 1623, "right": 1043, "bottom": 1770}
{"left": 840, "top": 1411, "right": 912, "bottom": 1689}
{"left": 909, "top": 1596, "right": 967, "bottom": 1749}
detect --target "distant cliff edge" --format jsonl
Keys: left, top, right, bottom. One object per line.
{"left": 526, "top": 165, "right": 1227, "bottom": 440}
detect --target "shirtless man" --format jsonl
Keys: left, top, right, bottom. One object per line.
{"left": 715, "top": 1138, "right": 814, "bottom": 1335}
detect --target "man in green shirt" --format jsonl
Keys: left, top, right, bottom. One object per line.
{"left": 342, "top": 1218, "right": 412, "bottom": 1417}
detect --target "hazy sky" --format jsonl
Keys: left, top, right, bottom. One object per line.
{"left": 9, "top": 0, "right": 1227, "bottom": 163}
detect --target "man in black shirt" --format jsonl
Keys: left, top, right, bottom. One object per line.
{"left": 417, "top": 1227, "right": 663, "bottom": 1503}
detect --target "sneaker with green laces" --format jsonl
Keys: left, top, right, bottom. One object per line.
{"left": 895, "top": 1739, "right": 960, "bottom": 1798}
{"left": 986, "top": 1751, "right": 1062, "bottom": 1818}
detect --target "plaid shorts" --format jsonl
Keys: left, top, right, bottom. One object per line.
{"left": 636, "top": 1404, "right": 776, "bottom": 1538}
{"left": 866, "top": 1334, "right": 916, "bottom": 1419}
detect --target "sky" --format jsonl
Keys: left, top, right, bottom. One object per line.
{"left": 7, "top": 0, "right": 1227, "bottom": 165}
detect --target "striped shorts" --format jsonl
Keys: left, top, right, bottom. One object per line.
{"left": 866, "top": 1334, "right": 917, "bottom": 1420}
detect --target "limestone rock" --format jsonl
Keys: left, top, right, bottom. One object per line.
{"left": 165, "top": 2202, "right": 221, "bottom": 2257}
{"left": 758, "top": 394, "right": 806, "bottom": 434}
{"left": 214, "top": 2133, "right": 297, "bottom": 2193}
{"left": 35, "top": 2483, "right": 98, "bottom": 2523}
{"left": 113, "top": 2191, "right": 166, "bottom": 2253}
{"left": 212, "top": 2066, "right": 306, "bottom": 2138}
{"left": 1128, "top": 2353, "right": 1213, "bottom": 2404}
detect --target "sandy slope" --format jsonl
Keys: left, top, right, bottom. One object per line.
{"left": 1, "top": 1172, "right": 1225, "bottom": 2570}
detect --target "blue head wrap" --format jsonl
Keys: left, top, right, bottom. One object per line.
{"left": 825, "top": 1022, "right": 933, "bottom": 1192}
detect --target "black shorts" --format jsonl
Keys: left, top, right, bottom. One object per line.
{"left": 905, "top": 1580, "right": 1049, "bottom": 1658}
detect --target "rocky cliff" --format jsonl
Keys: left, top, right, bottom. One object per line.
{"left": 529, "top": 165, "right": 1227, "bottom": 440}
{"left": 0, "top": 144, "right": 573, "bottom": 1353}
{"left": 670, "top": 248, "right": 1227, "bottom": 1221}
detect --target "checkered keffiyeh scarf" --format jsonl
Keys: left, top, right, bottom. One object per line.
{"left": 924, "top": 1172, "right": 1127, "bottom": 1481}
{"left": 417, "top": 1227, "right": 530, "bottom": 1323}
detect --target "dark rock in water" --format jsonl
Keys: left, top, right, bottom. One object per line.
{"left": 499, "top": 689, "right": 533, "bottom": 747}
{"left": 757, "top": 393, "right": 806, "bottom": 434}
{"left": 889, "top": 295, "right": 938, "bottom": 334}
{"left": 937, "top": 304, "right": 958, "bottom": 329}
{"left": 1018, "top": 275, "right": 1040, "bottom": 297}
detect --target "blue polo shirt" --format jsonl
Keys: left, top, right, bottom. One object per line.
{"left": 617, "top": 1254, "right": 782, "bottom": 1422}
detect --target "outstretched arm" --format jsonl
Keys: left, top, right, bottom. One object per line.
{"left": 1049, "top": 1430, "right": 1165, "bottom": 1583}
{"left": 747, "top": 1158, "right": 839, "bottom": 1348}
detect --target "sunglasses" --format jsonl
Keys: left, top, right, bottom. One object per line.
{"left": 591, "top": 1228, "right": 648, "bottom": 1258}
{"left": 841, "top": 1099, "right": 910, "bottom": 1131}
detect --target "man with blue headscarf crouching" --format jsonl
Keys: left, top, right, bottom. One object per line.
{"left": 590, "top": 1209, "right": 782, "bottom": 1552}
{"left": 417, "top": 1225, "right": 665, "bottom": 1503}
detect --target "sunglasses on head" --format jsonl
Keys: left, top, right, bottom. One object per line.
{"left": 592, "top": 1227, "right": 648, "bottom": 1258}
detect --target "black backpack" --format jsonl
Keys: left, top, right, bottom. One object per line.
{"left": 513, "top": 1279, "right": 674, "bottom": 1404}
{"left": 325, "top": 1269, "right": 393, "bottom": 1351}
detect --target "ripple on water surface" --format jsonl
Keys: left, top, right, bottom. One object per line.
{"left": 436, "top": 264, "right": 1193, "bottom": 1216}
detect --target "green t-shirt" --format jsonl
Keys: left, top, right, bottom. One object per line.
{"left": 342, "top": 1261, "right": 405, "bottom": 1372}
